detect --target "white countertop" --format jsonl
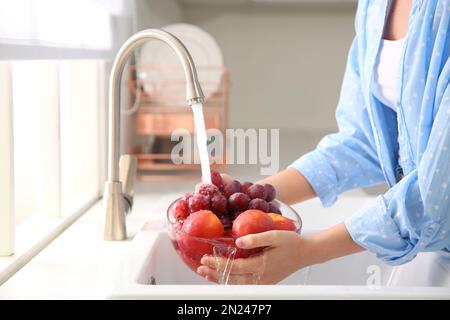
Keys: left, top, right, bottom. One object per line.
{"left": 0, "top": 180, "right": 373, "bottom": 299}
{"left": 0, "top": 202, "right": 125, "bottom": 299}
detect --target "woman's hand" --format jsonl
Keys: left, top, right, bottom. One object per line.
{"left": 197, "top": 223, "right": 364, "bottom": 284}
{"left": 197, "top": 230, "right": 307, "bottom": 284}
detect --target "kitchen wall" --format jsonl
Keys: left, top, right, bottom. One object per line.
{"left": 128, "top": 1, "right": 360, "bottom": 179}
{"left": 122, "top": 0, "right": 183, "bottom": 153}
{"left": 134, "top": 1, "right": 356, "bottom": 133}
{"left": 135, "top": 0, "right": 183, "bottom": 30}
{"left": 183, "top": 4, "right": 356, "bottom": 132}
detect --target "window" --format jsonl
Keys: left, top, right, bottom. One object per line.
{"left": 0, "top": 0, "right": 112, "bottom": 50}
{"left": 0, "top": 62, "right": 14, "bottom": 256}
{"left": 59, "top": 60, "right": 105, "bottom": 215}
{"left": 1, "top": 60, "right": 107, "bottom": 253}
{"left": 0, "top": 0, "right": 136, "bottom": 282}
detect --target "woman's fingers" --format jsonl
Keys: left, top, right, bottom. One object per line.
{"left": 228, "top": 273, "right": 262, "bottom": 285}
{"left": 197, "top": 265, "right": 262, "bottom": 284}
{"left": 197, "top": 265, "right": 220, "bottom": 283}
{"left": 200, "top": 254, "right": 265, "bottom": 275}
{"left": 236, "top": 230, "right": 282, "bottom": 249}
{"left": 200, "top": 255, "right": 228, "bottom": 270}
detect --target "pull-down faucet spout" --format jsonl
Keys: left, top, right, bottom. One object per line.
{"left": 102, "top": 29, "right": 204, "bottom": 241}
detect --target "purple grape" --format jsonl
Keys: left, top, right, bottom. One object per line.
{"left": 196, "top": 183, "right": 220, "bottom": 197}
{"left": 268, "top": 202, "right": 282, "bottom": 214}
{"left": 182, "top": 192, "right": 193, "bottom": 203}
{"left": 248, "top": 198, "right": 269, "bottom": 212}
{"left": 241, "top": 181, "right": 253, "bottom": 194}
{"left": 264, "top": 184, "right": 276, "bottom": 202}
{"left": 223, "top": 180, "right": 242, "bottom": 198}
{"left": 211, "top": 193, "right": 227, "bottom": 216}
{"left": 246, "top": 184, "right": 267, "bottom": 200}
{"left": 188, "top": 194, "right": 210, "bottom": 212}
{"left": 228, "top": 192, "right": 250, "bottom": 212}
{"left": 170, "top": 199, "right": 189, "bottom": 221}
{"left": 211, "top": 170, "right": 224, "bottom": 189}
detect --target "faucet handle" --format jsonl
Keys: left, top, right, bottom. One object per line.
{"left": 119, "top": 154, "right": 137, "bottom": 213}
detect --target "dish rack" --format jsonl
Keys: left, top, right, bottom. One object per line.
{"left": 124, "top": 64, "right": 229, "bottom": 181}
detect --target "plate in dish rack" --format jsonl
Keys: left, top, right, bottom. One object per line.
{"left": 138, "top": 23, "right": 224, "bottom": 106}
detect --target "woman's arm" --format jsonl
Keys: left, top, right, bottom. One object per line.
{"left": 222, "top": 167, "right": 316, "bottom": 206}
{"left": 256, "top": 168, "right": 316, "bottom": 205}
{"left": 302, "top": 222, "right": 364, "bottom": 265}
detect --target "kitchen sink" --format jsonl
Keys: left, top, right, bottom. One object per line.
{"left": 109, "top": 196, "right": 450, "bottom": 299}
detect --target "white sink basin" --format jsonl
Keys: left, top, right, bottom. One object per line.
{"left": 109, "top": 196, "right": 450, "bottom": 299}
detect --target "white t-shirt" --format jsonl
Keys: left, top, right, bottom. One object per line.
{"left": 372, "top": 38, "right": 405, "bottom": 111}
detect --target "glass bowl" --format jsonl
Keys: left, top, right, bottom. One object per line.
{"left": 166, "top": 198, "right": 302, "bottom": 276}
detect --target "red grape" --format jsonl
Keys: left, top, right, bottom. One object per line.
{"left": 246, "top": 184, "right": 267, "bottom": 200}
{"left": 268, "top": 202, "right": 282, "bottom": 214}
{"left": 241, "top": 181, "right": 253, "bottom": 194}
{"left": 196, "top": 183, "right": 220, "bottom": 197}
{"left": 188, "top": 194, "right": 210, "bottom": 212}
{"left": 182, "top": 192, "right": 193, "bottom": 202}
{"left": 223, "top": 180, "right": 242, "bottom": 198}
{"left": 170, "top": 199, "right": 189, "bottom": 221}
{"left": 264, "top": 184, "right": 276, "bottom": 202}
{"left": 248, "top": 198, "right": 269, "bottom": 212}
{"left": 211, "top": 170, "right": 224, "bottom": 189}
{"left": 211, "top": 193, "right": 227, "bottom": 216}
{"left": 228, "top": 192, "right": 250, "bottom": 212}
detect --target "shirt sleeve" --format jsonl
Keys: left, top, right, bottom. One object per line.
{"left": 346, "top": 84, "right": 450, "bottom": 265}
{"left": 289, "top": 34, "right": 385, "bottom": 207}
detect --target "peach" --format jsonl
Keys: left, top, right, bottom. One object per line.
{"left": 177, "top": 210, "right": 224, "bottom": 260}
{"left": 232, "top": 209, "right": 275, "bottom": 238}
{"left": 231, "top": 209, "right": 275, "bottom": 258}
{"left": 268, "top": 213, "right": 297, "bottom": 231}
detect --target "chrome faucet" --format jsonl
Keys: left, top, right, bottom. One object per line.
{"left": 102, "top": 29, "right": 204, "bottom": 241}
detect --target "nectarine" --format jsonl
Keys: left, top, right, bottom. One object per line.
{"left": 178, "top": 210, "right": 224, "bottom": 260}
{"left": 232, "top": 209, "right": 275, "bottom": 238}
{"left": 231, "top": 209, "right": 275, "bottom": 258}
{"left": 268, "top": 213, "right": 296, "bottom": 231}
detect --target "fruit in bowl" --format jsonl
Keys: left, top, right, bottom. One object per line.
{"left": 167, "top": 171, "right": 302, "bottom": 273}
{"left": 231, "top": 209, "right": 276, "bottom": 258}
